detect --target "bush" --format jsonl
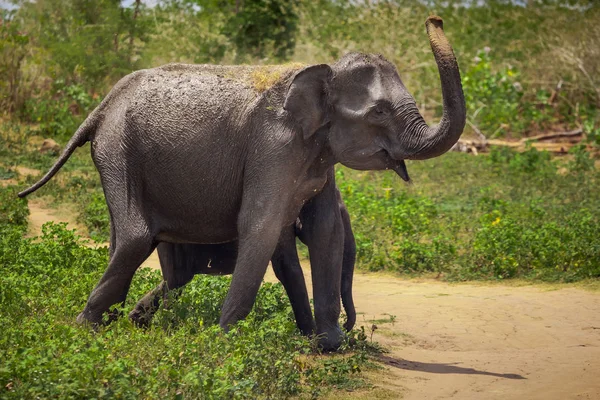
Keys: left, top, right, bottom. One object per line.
{"left": 22, "top": 81, "right": 98, "bottom": 142}
{"left": 0, "top": 186, "right": 29, "bottom": 231}
{"left": 82, "top": 193, "right": 110, "bottom": 242}
{"left": 468, "top": 206, "right": 600, "bottom": 281}
{"left": 0, "top": 222, "right": 371, "bottom": 398}
{"left": 334, "top": 146, "right": 600, "bottom": 282}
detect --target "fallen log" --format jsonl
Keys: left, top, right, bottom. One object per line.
{"left": 451, "top": 128, "right": 583, "bottom": 154}
{"left": 518, "top": 128, "right": 582, "bottom": 143}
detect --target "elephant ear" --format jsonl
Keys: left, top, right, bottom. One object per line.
{"left": 283, "top": 64, "right": 333, "bottom": 139}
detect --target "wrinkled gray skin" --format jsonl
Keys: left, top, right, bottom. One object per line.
{"left": 129, "top": 180, "right": 357, "bottom": 336}
{"left": 19, "top": 17, "right": 465, "bottom": 350}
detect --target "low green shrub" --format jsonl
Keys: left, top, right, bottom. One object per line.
{"left": 0, "top": 186, "right": 29, "bottom": 231}
{"left": 335, "top": 147, "right": 600, "bottom": 282}
{"left": 468, "top": 206, "right": 600, "bottom": 281}
{"left": 82, "top": 192, "right": 110, "bottom": 242}
{"left": 0, "top": 222, "right": 372, "bottom": 399}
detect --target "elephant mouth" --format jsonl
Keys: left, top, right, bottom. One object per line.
{"left": 379, "top": 149, "right": 410, "bottom": 182}
{"left": 392, "top": 160, "right": 410, "bottom": 182}
{"left": 339, "top": 148, "right": 410, "bottom": 182}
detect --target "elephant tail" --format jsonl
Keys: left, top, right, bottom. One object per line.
{"left": 18, "top": 110, "right": 100, "bottom": 198}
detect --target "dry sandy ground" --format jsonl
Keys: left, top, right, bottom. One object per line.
{"left": 27, "top": 202, "right": 600, "bottom": 400}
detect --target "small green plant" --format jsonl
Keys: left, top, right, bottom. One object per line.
{"left": 583, "top": 119, "right": 600, "bottom": 147}
{"left": 0, "top": 186, "right": 29, "bottom": 231}
{"left": 22, "top": 81, "right": 99, "bottom": 142}
{"left": 82, "top": 192, "right": 110, "bottom": 242}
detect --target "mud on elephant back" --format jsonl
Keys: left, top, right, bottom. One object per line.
{"left": 18, "top": 16, "right": 465, "bottom": 351}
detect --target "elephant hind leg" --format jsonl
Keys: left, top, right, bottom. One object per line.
{"left": 78, "top": 220, "right": 156, "bottom": 325}
{"left": 129, "top": 281, "right": 168, "bottom": 327}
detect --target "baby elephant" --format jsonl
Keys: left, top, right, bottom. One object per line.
{"left": 130, "top": 182, "right": 357, "bottom": 336}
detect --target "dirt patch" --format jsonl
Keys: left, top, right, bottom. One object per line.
{"left": 1, "top": 179, "right": 18, "bottom": 187}
{"left": 322, "top": 273, "right": 600, "bottom": 400}
{"left": 26, "top": 204, "right": 600, "bottom": 399}
{"left": 15, "top": 166, "right": 41, "bottom": 177}
{"left": 0, "top": 164, "right": 38, "bottom": 186}
{"left": 27, "top": 198, "right": 88, "bottom": 237}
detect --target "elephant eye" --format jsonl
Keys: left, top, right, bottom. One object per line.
{"left": 371, "top": 103, "right": 391, "bottom": 118}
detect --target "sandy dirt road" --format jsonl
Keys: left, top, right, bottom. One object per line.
{"left": 28, "top": 203, "right": 600, "bottom": 399}
{"left": 335, "top": 274, "right": 600, "bottom": 400}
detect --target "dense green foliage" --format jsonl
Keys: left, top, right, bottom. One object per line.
{"left": 0, "top": 186, "right": 373, "bottom": 399}
{"left": 337, "top": 146, "right": 600, "bottom": 281}
{"left": 0, "top": 186, "right": 29, "bottom": 229}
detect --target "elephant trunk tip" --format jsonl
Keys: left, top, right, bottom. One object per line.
{"left": 425, "top": 15, "right": 455, "bottom": 65}
{"left": 426, "top": 15, "right": 444, "bottom": 28}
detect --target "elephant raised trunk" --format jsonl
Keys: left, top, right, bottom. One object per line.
{"left": 404, "top": 16, "right": 466, "bottom": 160}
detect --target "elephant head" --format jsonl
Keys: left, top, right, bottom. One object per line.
{"left": 283, "top": 16, "right": 466, "bottom": 181}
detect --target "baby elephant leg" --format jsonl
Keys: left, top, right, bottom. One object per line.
{"left": 129, "top": 242, "right": 200, "bottom": 326}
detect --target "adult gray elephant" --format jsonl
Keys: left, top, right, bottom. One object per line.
{"left": 130, "top": 177, "right": 357, "bottom": 336}
{"left": 19, "top": 16, "right": 465, "bottom": 350}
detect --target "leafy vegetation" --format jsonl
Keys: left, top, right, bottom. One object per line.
{"left": 0, "top": 185, "right": 376, "bottom": 399}
{"left": 2, "top": 0, "right": 599, "bottom": 397}
{"left": 336, "top": 146, "right": 600, "bottom": 281}
{"left": 1, "top": 1, "right": 599, "bottom": 139}
{"left": 0, "top": 185, "right": 29, "bottom": 231}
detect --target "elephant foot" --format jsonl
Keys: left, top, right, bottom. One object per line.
{"left": 129, "top": 305, "right": 155, "bottom": 328}
{"left": 76, "top": 310, "right": 102, "bottom": 331}
{"left": 317, "top": 325, "right": 344, "bottom": 352}
{"left": 76, "top": 307, "right": 121, "bottom": 328}
{"left": 76, "top": 311, "right": 90, "bottom": 325}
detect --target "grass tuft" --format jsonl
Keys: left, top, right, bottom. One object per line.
{"left": 250, "top": 63, "right": 305, "bottom": 92}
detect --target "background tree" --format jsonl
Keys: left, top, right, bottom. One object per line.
{"left": 0, "top": 9, "right": 29, "bottom": 111}
{"left": 17, "top": 0, "right": 152, "bottom": 93}
{"left": 220, "top": 0, "right": 298, "bottom": 61}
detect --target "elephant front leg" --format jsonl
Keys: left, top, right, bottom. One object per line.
{"left": 300, "top": 191, "right": 345, "bottom": 351}
{"left": 219, "top": 205, "right": 285, "bottom": 330}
